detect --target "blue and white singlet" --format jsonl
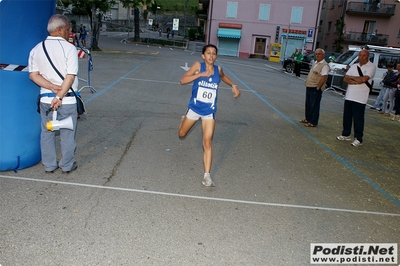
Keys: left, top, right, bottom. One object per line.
{"left": 187, "top": 62, "right": 220, "bottom": 116}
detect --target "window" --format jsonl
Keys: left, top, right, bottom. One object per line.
{"left": 227, "top": 2, "right": 238, "bottom": 18}
{"left": 259, "top": 4, "right": 271, "bottom": 21}
{"left": 327, "top": 21, "right": 332, "bottom": 34}
{"left": 331, "top": 0, "right": 335, "bottom": 8}
{"left": 291, "top": 7, "right": 303, "bottom": 24}
{"left": 398, "top": 28, "right": 400, "bottom": 37}
{"left": 378, "top": 55, "right": 400, "bottom": 68}
{"left": 363, "top": 20, "right": 376, "bottom": 33}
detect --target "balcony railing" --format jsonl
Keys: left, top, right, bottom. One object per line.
{"left": 347, "top": 2, "right": 396, "bottom": 16}
{"left": 344, "top": 31, "right": 388, "bottom": 45}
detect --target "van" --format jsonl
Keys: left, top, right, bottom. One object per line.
{"left": 327, "top": 45, "right": 400, "bottom": 92}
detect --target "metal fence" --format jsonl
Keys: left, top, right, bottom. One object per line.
{"left": 325, "top": 68, "right": 348, "bottom": 92}
{"left": 77, "top": 47, "right": 96, "bottom": 93}
{"left": 186, "top": 41, "right": 205, "bottom": 54}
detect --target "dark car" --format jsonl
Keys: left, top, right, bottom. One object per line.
{"left": 163, "top": 22, "right": 173, "bottom": 32}
{"left": 282, "top": 51, "right": 340, "bottom": 74}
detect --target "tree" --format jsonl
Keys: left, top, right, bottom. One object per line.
{"left": 119, "top": 0, "right": 154, "bottom": 42}
{"left": 150, "top": 1, "right": 158, "bottom": 15}
{"left": 333, "top": 18, "right": 345, "bottom": 53}
{"left": 60, "top": 0, "right": 116, "bottom": 50}
{"left": 143, "top": 9, "right": 149, "bottom": 21}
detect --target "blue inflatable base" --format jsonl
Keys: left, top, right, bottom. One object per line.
{"left": 0, "top": 0, "right": 55, "bottom": 171}
{"left": 0, "top": 71, "right": 41, "bottom": 171}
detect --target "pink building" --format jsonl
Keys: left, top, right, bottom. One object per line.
{"left": 318, "top": 0, "right": 400, "bottom": 52}
{"left": 205, "top": 0, "right": 322, "bottom": 59}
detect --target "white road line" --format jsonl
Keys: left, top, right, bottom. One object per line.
{"left": 1, "top": 174, "right": 399, "bottom": 217}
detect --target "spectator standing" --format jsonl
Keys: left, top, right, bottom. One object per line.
{"left": 291, "top": 48, "right": 298, "bottom": 58}
{"left": 299, "top": 48, "right": 330, "bottom": 127}
{"left": 71, "top": 21, "right": 79, "bottom": 46}
{"left": 290, "top": 48, "right": 298, "bottom": 74}
{"left": 80, "top": 26, "right": 87, "bottom": 47}
{"left": 167, "top": 27, "right": 171, "bottom": 38}
{"left": 336, "top": 49, "right": 376, "bottom": 147}
{"left": 293, "top": 49, "right": 304, "bottom": 78}
{"left": 78, "top": 24, "right": 83, "bottom": 40}
{"left": 28, "top": 14, "right": 79, "bottom": 173}
{"left": 392, "top": 82, "right": 400, "bottom": 122}
{"left": 378, "top": 63, "right": 400, "bottom": 117}
{"left": 309, "top": 56, "right": 315, "bottom": 66}
{"left": 371, "top": 63, "right": 395, "bottom": 111}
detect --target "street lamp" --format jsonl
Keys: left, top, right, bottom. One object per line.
{"left": 156, "top": 6, "right": 160, "bottom": 36}
{"left": 156, "top": 6, "right": 160, "bottom": 27}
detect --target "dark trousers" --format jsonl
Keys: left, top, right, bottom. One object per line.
{"left": 294, "top": 63, "right": 301, "bottom": 77}
{"left": 305, "top": 87, "right": 323, "bottom": 125}
{"left": 342, "top": 100, "right": 366, "bottom": 142}
{"left": 395, "top": 92, "right": 400, "bottom": 115}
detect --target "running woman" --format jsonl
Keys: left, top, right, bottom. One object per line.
{"left": 178, "top": 44, "right": 240, "bottom": 187}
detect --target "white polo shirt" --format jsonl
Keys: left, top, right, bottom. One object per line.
{"left": 345, "top": 61, "right": 376, "bottom": 104}
{"left": 28, "top": 36, "right": 78, "bottom": 104}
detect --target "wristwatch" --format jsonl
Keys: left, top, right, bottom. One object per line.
{"left": 56, "top": 96, "right": 63, "bottom": 101}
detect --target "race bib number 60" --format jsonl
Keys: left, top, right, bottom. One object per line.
{"left": 197, "top": 87, "right": 216, "bottom": 104}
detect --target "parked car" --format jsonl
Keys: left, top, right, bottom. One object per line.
{"left": 327, "top": 45, "right": 400, "bottom": 92}
{"left": 163, "top": 22, "right": 173, "bottom": 33}
{"left": 282, "top": 51, "right": 341, "bottom": 74}
{"left": 101, "top": 12, "right": 112, "bottom": 21}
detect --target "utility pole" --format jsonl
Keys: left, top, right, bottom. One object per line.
{"left": 184, "top": 0, "right": 188, "bottom": 38}
{"left": 156, "top": 6, "right": 160, "bottom": 25}
{"left": 312, "top": 0, "right": 323, "bottom": 51}
{"left": 283, "top": 23, "right": 290, "bottom": 60}
{"left": 127, "top": 6, "right": 130, "bottom": 39}
{"left": 207, "top": 0, "right": 214, "bottom": 44}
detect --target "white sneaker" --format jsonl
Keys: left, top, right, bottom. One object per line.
{"left": 351, "top": 139, "right": 362, "bottom": 147}
{"left": 336, "top": 135, "right": 351, "bottom": 141}
{"left": 202, "top": 173, "right": 214, "bottom": 187}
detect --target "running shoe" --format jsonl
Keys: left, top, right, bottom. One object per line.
{"left": 202, "top": 173, "right": 214, "bottom": 187}
{"left": 336, "top": 135, "right": 351, "bottom": 141}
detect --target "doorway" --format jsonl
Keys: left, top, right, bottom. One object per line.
{"left": 254, "top": 37, "right": 266, "bottom": 55}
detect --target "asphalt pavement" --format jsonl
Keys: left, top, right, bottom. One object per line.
{"left": 0, "top": 32, "right": 399, "bottom": 265}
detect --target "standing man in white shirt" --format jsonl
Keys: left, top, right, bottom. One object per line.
{"left": 28, "top": 14, "right": 79, "bottom": 173}
{"left": 336, "top": 49, "right": 376, "bottom": 147}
